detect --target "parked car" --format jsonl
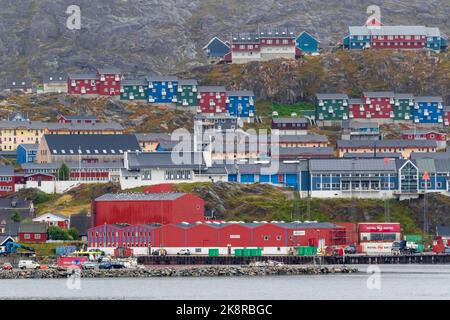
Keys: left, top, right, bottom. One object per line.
{"left": 177, "top": 249, "right": 191, "bottom": 255}
{"left": 344, "top": 245, "right": 357, "bottom": 254}
{"left": 18, "top": 260, "right": 40, "bottom": 270}
{"left": 99, "top": 261, "right": 125, "bottom": 270}
{"left": 110, "top": 262, "right": 125, "bottom": 269}
{"left": 2, "top": 263, "right": 13, "bottom": 270}
{"left": 152, "top": 249, "right": 167, "bottom": 256}
{"left": 81, "top": 261, "right": 98, "bottom": 270}
{"left": 444, "top": 247, "right": 450, "bottom": 254}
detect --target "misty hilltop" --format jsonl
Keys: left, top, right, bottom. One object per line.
{"left": 0, "top": 0, "right": 449, "bottom": 80}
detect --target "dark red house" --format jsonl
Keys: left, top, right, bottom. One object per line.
{"left": 93, "top": 193, "right": 205, "bottom": 227}
{"left": 18, "top": 223, "right": 48, "bottom": 243}
{"left": 97, "top": 68, "right": 123, "bottom": 96}
{"left": 0, "top": 165, "right": 15, "bottom": 195}
{"left": 57, "top": 114, "right": 99, "bottom": 124}
{"left": 197, "top": 86, "right": 227, "bottom": 114}
{"left": 67, "top": 68, "right": 122, "bottom": 96}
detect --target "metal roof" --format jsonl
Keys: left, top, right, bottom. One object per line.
{"left": 395, "top": 93, "right": 414, "bottom": 100}
{"left": 434, "top": 159, "right": 450, "bottom": 173}
{"left": 43, "top": 134, "right": 140, "bottom": 155}
{"left": 272, "top": 117, "right": 308, "bottom": 124}
{"left": 175, "top": 222, "right": 342, "bottom": 229}
{"left": 198, "top": 86, "right": 227, "bottom": 92}
{"left": 0, "top": 121, "right": 45, "bottom": 130}
{"left": 363, "top": 91, "right": 395, "bottom": 98}
{"left": 259, "top": 26, "right": 296, "bottom": 37}
{"left": 401, "top": 129, "right": 443, "bottom": 135}
{"left": 97, "top": 67, "right": 121, "bottom": 75}
{"left": 126, "top": 151, "right": 206, "bottom": 170}
{"left": 60, "top": 115, "right": 98, "bottom": 121}
{"left": 231, "top": 32, "right": 260, "bottom": 43}
{"left": 135, "top": 133, "right": 172, "bottom": 142}
{"left": 0, "top": 165, "right": 14, "bottom": 176}
{"left": 95, "top": 193, "right": 187, "bottom": 202}
{"left": 68, "top": 73, "right": 99, "bottom": 80}
{"left": 349, "top": 98, "right": 363, "bottom": 104}
{"left": 415, "top": 158, "right": 436, "bottom": 173}
{"left": 369, "top": 26, "right": 428, "bottom": 36}
{"left": 415, "top": 96, "right": 443, "bottom": 103}
{"left": 226, "top": 90, "right": 254, "bottom": 96}
{"left": 146, "top": 76, "right": 178, "bottom": 82}
{"left": 309, "top": 158, "right": 397, "bottom": 173}
{"left": 178, "top": 79, "right": 198, "bottom": 86}
{"left": 45, "top": 122, "right": 123, "bottom": 131}
{"left": 348, "top": 26, "right": 371, "bottom": 36}
{"left": 343, "top": 153, "right": 402, "bottom": 159}
{"left": 342, "top": 120, "right": 379, "bottom": 129}
{"left": 18, "top": 144, "right": 39, "bottom": 151}
{"left": 121, "top": 78, "right": 147, "bottom": 86}
{"left": 43, "top": 73, "right": 67, "bottom": 83}
{"left": 274, "top": 147, "right": 334, "bottom": 157}
{"left": 18, "top": 223, "right": 48, "bottom": 234}
{"left": 337, "top": 139, "right": 437, "bottom": 148}
{"left": 226, "top": 161, "right": 307, "bottom": 174}
{"left": 316, "top": 93, "right": 349, "bottom": 100}
{"left": 410, "top": 151, "right": 450, "bottom": 160}
{"left": 277, "top": 135, "right": 328, "bottom": 143}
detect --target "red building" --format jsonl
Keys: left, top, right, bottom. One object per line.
{"left": 0, "top": 165, "right": 15, "bottom": 195}
{"left": 358, "top": 92, "right": 395, "bottom": 119}
{"left": 197, "top": 86, "right": 227, "bottom": 114}
{"left": 88, "top": 221, "right": 346, "bottom": 255}
{"left": 18, "top": 223, "right": 48, "bottom": 243}
{"left": 97, "top": 68, "right": 123, "bottom": 96}
{"left": 93, "top": 193, "right": 205, "bottom": 227}
{"left": 402, "top": 130, "right": 447, "bottom": 149}
{"left": 67, "top": 68, "right": 122, "bottom": 96}
{"left": 444, "top": 106, "right": 450, "bottom": 126}
{"left": 358, "top": 223, "right": 401, "bottom": 243}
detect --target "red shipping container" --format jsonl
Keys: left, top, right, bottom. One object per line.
{"left": 358, "top": 223, "right": 401, "bottom": 233}
{"left": 57, "top": 256, "right": 88, "bottom": 269}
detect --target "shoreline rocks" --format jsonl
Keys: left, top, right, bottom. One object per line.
{"left": 0, "top": 265, "right": 358, "bottom": 279}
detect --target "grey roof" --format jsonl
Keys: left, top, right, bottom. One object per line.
{"left": 226, "top": 90, "right": 254, "bottom": 97}
{"left": 277, "top": 135, "right": 328, "bottom": 143}
{"left": 5, "top": 78, "right": 32, "bottom": 89}
{"left": 45, "top": 122, "right": 123, "bottom": 131}
{"left": 343, "top": 153, "right": 402, "bottom": 159}
{"left": 342, "top": 120, "right": 379, "bottom": 130}
{"left": 18, "top": 144, "right": 39, "bottom": 151}
{"left": 198, "top": 86, "right": 226, "bottom": 93}
{"left": 411, "top": 151, "right": 450, "bottom": 160}
{"left": 226, "top": 161, "right": 307, "bottom": 174}
{"left": 272, "top": 117, "right": 308, "bottom": 124}
{"left": 349, "top": 98, "right": 363, "bottom": 104}
{"left": 0, "top": 165, "right": 14, "bottom": 176}
{"left": 68, "top": 73, "right": 99, "bottom": 80}
{"left": 146, "top": 76, "right": 178, "bottom": 82}
{"left": 316, "top": 93, "right": 349, "bottom": 100}
{"left": 434, "top": 159, "right": 450, "bottom": 173}
{"left": 415, "top": 96, "right": 443, "bottom": 103}
{"left": 337, "top": 139, "right": 437, "bottom": 149}
{"left": 0, "top": 236, "right": 14, "bottom": 246}
{"left": 231, "top": 32, "right": 260, "bottom": 43}
{"left": 436, "top": 226, "right": 450, "bottom": 237}
{"left": 402, "top": 129, "right": 444, "bottom": 135}
{"left": 135, "top": 133, "right": 172, "bottom": 142}
{"left": 43, "top": 134, "right": 140, "bottom": 155}
{"left": 348, "top": 26, "right": 371, "bottom": 36}
{"left": 121, "top": 78, "right": 147, "bottom": 86}
{"left": 395, "top": 93, "right": 414, "bottom": 100}
{"left": 126, "top": 151, "right": 206, "bottom": 170}
{"left": 310, "top": 158, "right": 397, "bottom": 173}
{"left": 0, "top": 121, "right": 45, "bottom": 130}
{"left": 273, "top": 147, "right": 334, "bottom": 157}
{"left": 95, "top": 193, "right": 187, "bottom": 202}
{"left": 21, "top": 161, "right": 123, "bottom": 171}
{"left": 369, "top": 26, "right": 428, "bottom": 36}
{"left": 97, "top": 67, "right": 121, "bottom": 75}
{"left": 259, "top": 26, "right": 296, "bottom": 37}
{"left": 178, "top": 79, "right": 198, "bottom": 86}
{"left": 18, "top": 223, "right": 48, "bottom": 234}
{"left": 43, "top": 73, "right": 67, "bottom": 83}
{"left": 176, "top": 222, "right": 342, "bottom": 229}
{"left": 415, "top": 158, "right": 436, "bottom": 173}
{"left": 426, "top": 27, "right": 441, "bottom": 37}
{"left": 363, "top": 91, "right": 395, "bottom": 98}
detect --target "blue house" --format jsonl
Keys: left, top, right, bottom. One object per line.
{"left": 17, "top": 144, "right": 38, "bottom": 164}
{"left": 203, "top": 37, "right": 230, "bottom": 60}
{"left": 296, "top": 31, "right": 319, "bottom": 54}
{"left": 226, "top": 90, "right": 255, "bottom": 118}
{"left": 146, "top": 76, "right": 179, "bottom": 104}
{"left": 425, "top": 27, "right": 447, "bottom": 52}
{"left": 344, "top": 27, "right": 371, "bottom": 49}
{"left": 412, "top": 96, "right": 444, "bottom": 124}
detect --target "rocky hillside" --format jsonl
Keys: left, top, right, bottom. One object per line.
{"left": 181, "top": 50, "right": 450, "bottom": 105}
{"left": 0, "top": 93, "right": 194, "bottom": 133}
{"left": 0, "top": 0, "right": 448, "bottom": 81}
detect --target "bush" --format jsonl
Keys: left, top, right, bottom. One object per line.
{"left": 48, "top": 226, "right": 71, "bottom": 241}
{"left": 32, "top": 191, "right": 51, "bottom": 205}
{"left": 67, "top": 228, "right": 79, "bottom": 240}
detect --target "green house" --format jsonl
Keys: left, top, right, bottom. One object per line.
{"left": 393, "top": 93, "right": 414, "bottom": 121}
{"left": 315, "top": 93, "right": 349, "bottom": 121}
{"left": 176, "top": 79, "right": 198, "bottom": 107}
{"left": 120, "top": 79, "right": 148, "bottom": 101}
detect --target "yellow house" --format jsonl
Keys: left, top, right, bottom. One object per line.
{"left": 0, "top": 121, "right": 123, "bottom": 151}
{"left": 0, "top": 121, "right": 45, "bottom": 151}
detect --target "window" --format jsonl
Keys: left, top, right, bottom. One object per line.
{"left": 264, "top": 236, "right": 269, "bottom": 240}
{"left": 276, "top": 235, "right": 282, "bottom": 241}
{"left": 35, "top": 234, "right": 41, "bottom": 239}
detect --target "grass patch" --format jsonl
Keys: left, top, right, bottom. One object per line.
{"left": 272, "top": 102, "right": 315, "bottom": 117}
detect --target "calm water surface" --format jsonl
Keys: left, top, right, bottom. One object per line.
{"left": 1, "top": 265, "right": 450, "bottom": 299}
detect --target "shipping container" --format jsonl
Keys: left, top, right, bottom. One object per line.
{"left": 208, "top": 249, "right": 219, "bottom": 257}
{"left": 404, "top": 235, "right": 422, "bottom": 242}
{"left": 55, "top": 246, "right": 77, "bottom": 256}
{"left": 57, "top": 256, "right": 88, "bottom": 269}
{"left": 360, "top": 242, "right": 393, "bottom": 255}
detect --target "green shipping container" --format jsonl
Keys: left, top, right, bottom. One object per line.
{"left": 234, "top": 249, "right": 243, "bottom": 257}
{"left": 405, "top": 235, "right": 422, "bottom": 242}
{"left": 208, "top": 249, "right": 219, "bottom": 257}
{"left": 417, "top": 244, "right": 424, "bottom": 253}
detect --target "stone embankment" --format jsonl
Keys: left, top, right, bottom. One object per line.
{"left": 0, "top": 265, "right": 358, "bottom": 279}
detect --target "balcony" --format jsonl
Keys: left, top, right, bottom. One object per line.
{"left": 438, "top": 103, "right": 443, "bottom": 109}
{"left": 192, "top": 87, "right": 197, "bottom": 92}
{"left": 365, "top": 99, "right": 371, "bottom": 104}
{"left": 349, "top": 112, "right": 354, "bottom": 118}
{"left": 216, "top": 107, "right": 222, "bottom": 113}
{"left": 438, "top": 117, "right": 443, "bottom": 123}
{"left": 366, "top": 113, "right": 371, "bottom": 118}
{"left": 342, "top": 114, "right": 348, "bottom": 120}
{"left": 172, "top": 97, "right": 178, "bottom": 103}
{"left": 318, "top": 100, "right": 324, "bottom": 106}
{"left": 168, "top": 83, "right": 173, "bottom": 89}
{"left": 390, "top": 112, "right": 395, "bottom": 118}
{"left": 178, "top": 87, "right": 183, "bottom": 93}
{"left": 395, "top": 101, "right": 400, "bottom": 106}
{"left": 209, "top": 101, "right": 216, "bottom": 107}
{"left": 197, "top": 94, "right": 202, "bottom": 99}
{"left": 182, "top": 101, "right": 188, "bottom": 106}
{"left": 390, "top": 99, "right": 394, "bottom": 104}
{"left": 148, "top": 84, "right": 154, "bottom": 89}
{"left": 414, "top": 103, "right": 419, "bottom": 109}
{"left": 215, "top": 94, "right": 221, "bottom": 99}
{"left": 375, "top": 106, "right": 380, "bottom": 111}
{"left": 249, "top": 98, "right": 254, "bottom": 105}
{"left": 342, "top": 100, "right": 348, "bottom": 107}
{"left": 409, "top": 100, "right": 414, "bottom": 106}
{"left": 226, "top": 99, "right": 230, "bottom": 104}
{"left": 149, "top": 97, "right": 155, "bottom": 103}
{"left": 100, "top": 76, "right": 105, "bottom": 81}
{"left": 161, "top": 91, "right": 167, "bottom": 96}
{"left": 405, "top": 114, "right": 410, "bottom": 120}
{"left": 71, "top": 81, "right": 76, "bottom": 87}
{"left": 359, "top": 106, "right": 365, "bottom": 112}
{"left": 445, "top": 120, "right": 449, "bottom": 126}
{"left": 120, "top": 88, "right": 124, "bottom": 93}
{"left": 414, "top": 117, "right": 419, "bottom": 123}
{"left": 328, "top": 107, "right": 333, "bottom": 113}
{"left": 115, "top": 76, "right": 120, "bottom": 81}
{"left": 129, "top": 95, "right": 134, "bottom": 100}
{"left": 424, "top": 110, "right": 429, "bottom": 116}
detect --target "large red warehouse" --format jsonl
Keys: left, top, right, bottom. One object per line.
{"left": 93, "top": 193, "right": 204, "bottom": 227}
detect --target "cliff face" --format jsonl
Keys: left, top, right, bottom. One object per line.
{"left": 0, "top": 0, "right": 448, "bottom": 81}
